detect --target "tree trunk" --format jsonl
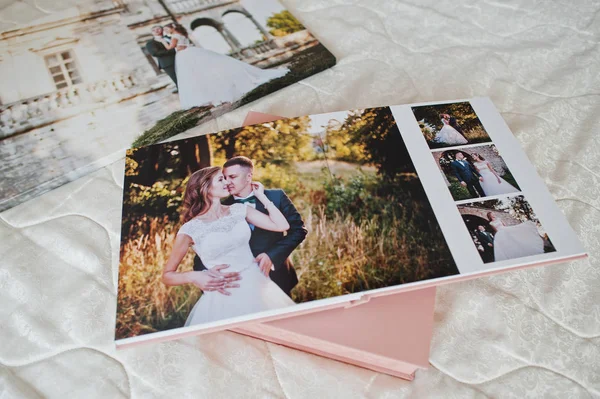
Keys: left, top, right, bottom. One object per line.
{"left": 197, "top": 135, "right": 212, "bottom": 168}
{"left": 179, "top": 142, "right": 200, "bottom": 175}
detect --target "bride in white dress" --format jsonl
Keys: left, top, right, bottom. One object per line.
{"left": 162, "top": 166, "right": 294, "bottom": 326}
{"left": 487, "top": 212, "right": 544, "bottom": 262}
{"left": 434, "top": 114, "right": 468, "bottom": 145}
{"left": 161, "top": 24, "right": 290, "bottom": 109}
{"left": 472, "top": 153, "right": 518, "bottom": 196}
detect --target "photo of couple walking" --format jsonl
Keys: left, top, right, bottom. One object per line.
{"left": 434, "top": 145, "right": 521, "bottom": 201}
{"left": 146, "top": 24, "right": 288, "bottom": 110}
{"left": 116, "top": 107, "right": 460, "bottom": 341}
{"left": 458, "top": 196, "right": 555, "bottom": 264}
{"left": 412, "top": 102, "right": 492, "bottom": 149}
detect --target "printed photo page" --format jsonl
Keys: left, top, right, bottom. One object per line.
{"left": 0, "top": 0, "right": 336, "bottom": 211}
{"left": 115, "top": 97, "right": 586, "bottom": 348}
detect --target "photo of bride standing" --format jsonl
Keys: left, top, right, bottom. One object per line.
{"left": 458, "top": 195, "right": 556, "bottom": 263}
{"left": 433, "top": 144, "right": 521, "bottom": 201}
{"left": 412, "top": 101, "right": 492, "bottom": 149}
{"left": 116, "top": 107, "right": 459, "bottom": 341}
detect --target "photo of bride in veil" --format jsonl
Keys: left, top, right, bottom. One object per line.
{"left": 458, "top": 195, "right": 556, "bottom": 264}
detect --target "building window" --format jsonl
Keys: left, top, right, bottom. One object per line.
{"left": 44, "top": 50, "right": 82, "bottom": 89}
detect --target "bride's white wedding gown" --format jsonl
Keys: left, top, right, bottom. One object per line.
{"left": 178, "top": 203, "right": 295, "bottom": 326}
{"left": 172, "top": 34, "right": 290, "bottom": 109}
{"left": 490, "top": 219, "right": 544, "bottom": 262}
{"left": 434, "top": 120, "right": 468, "bottom": 145}
{"left": 474, "top": 161, "right": 518, "bottom": 196}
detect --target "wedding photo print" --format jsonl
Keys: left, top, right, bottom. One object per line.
{"left": 457, "top": 195, "right": 556, "bottom": 264}
{"left": 0, "top": 0, "right": 336, "bottom": 211}
{"left": 116, "top": 107, "right": 460, "bottom": 341}
{"left": 432, "top": 144, "right": 521, "bottom": 201}
{"left": 412, "top": 102, "right": 492, "bottom": 149}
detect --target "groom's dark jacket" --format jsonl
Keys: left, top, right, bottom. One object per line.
{"left": 451, "top": 159, "right": 481, "bottom": 183}
{"left": 193, "top": 189, "right": 307, "bottom": 296}
{"left": 476, "top": 230, "right": 494, "bottom": 247}
{"left": 145, "top": 39, "right": 176, "bottom": 70}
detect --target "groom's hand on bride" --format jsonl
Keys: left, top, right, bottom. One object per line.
{"left": 460, "top": 181, "right": 467, "bottom": 187}
{"left": 190, "top": 265, "right": 241, "bottom": 295}
{"left": 256, "top": 253, "right": 273, "bottom": 276}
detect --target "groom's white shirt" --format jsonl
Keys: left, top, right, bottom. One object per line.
{"left": 234, "top": 192, "right": 257, "bottom": 231}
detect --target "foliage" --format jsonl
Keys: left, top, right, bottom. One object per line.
{"left": 412, "top": 102, "right": 491, "bottom": 148}
{"left": 117, "top": 218, "right": 199, "bottom": 339}
{"left": 448, "top": 182, "right": 471, "bottom": 201}
{"left": 343, "top": 107, "right": 415, "bottom": 178}
{"left": 238, "top": 43, "right": 336, "bottom": 107}
{"left": 266, "top": 10, "right": 305, "bottom": 37}
{"left": 210, "top": 116, "right": 313, "bottom": 165}
{"left": 132, "top": 107, "right": 212, "bottom": 148}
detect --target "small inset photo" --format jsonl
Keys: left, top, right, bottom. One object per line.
{"left": 458, "top": 195, "right": 556, "bottom": 264}
{"left": 433, "top": 144, "right": 521, "bottom": 201}
{"left": 412, "top": 101, "right": 492, "bottom": 149}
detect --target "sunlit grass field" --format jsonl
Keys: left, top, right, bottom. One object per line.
{"left": 116, "top": 161, "right": 456, "bottom": 339}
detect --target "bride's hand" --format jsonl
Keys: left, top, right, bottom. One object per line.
{"left": 251, "top": 181, "right": 265, "bottom": 198}
{"left": 189, "top": 265, "right": 241, "bottom": 295}
{"left": 497, "top": 177, "right": 501, "bottom": 183}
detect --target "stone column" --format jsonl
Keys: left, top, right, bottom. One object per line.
{"left": 246, "top": 13, "right": 273, "bottom": 41}
{"left": 218, "top": 25, "right": 242, "bottom": 52}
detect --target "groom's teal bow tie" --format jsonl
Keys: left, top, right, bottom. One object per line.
{"left": 234, "top": 196, "right": 256, "bottom": 204}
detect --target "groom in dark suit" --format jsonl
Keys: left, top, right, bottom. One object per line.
{"left": 146, "top": 26, "right": 177, "bottom": 86}
{"left": 193, "top": 156, "right": 307, "bottom": 297}
{"left": 475, "top": 225, "right": 494, "bottom": 263}
{"left": 451, "top": 152, "right": 485, "bottom": 198}
{"left": 449, "top": 116, "right": 466, "bottom": 139}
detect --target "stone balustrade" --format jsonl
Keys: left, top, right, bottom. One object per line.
{"left": 0, "top": 74, "right": 138, "bottom": 138}
{"left": 231, "top": 39, "right": 277, "bottom": 60}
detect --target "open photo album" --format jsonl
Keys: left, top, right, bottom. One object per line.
{"left": 115, "top": 97, "right": 586, "bottom": 348}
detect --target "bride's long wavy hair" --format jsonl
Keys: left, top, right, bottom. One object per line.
{"left": 181, "top": 166, "right": 221, "bottom": 223}
{"left": 165, "top": 23, "right": 189, "bottom": 38}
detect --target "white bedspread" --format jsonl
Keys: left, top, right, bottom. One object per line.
{"left": 2, "top": 0, "right": 599, "bottom": 397}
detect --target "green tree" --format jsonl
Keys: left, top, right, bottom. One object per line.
{"left": 266, "top": 10, "right": 305, "bottom": 37}
{"left": 343, "top": 107, "right": 416, "bottom": 179}
{"left": 323, "top": 117, "right": 367, "bottom": 163}
{"left": 211, "top": 116, "right": 314, "bottom": 166}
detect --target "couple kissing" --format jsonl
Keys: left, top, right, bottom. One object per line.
{"left": 162, "top": 156, "right": 307, "bottom": 327}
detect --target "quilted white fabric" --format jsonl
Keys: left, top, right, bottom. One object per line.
{"left": 2, "top": 0, "right": 599, "bottom": 397}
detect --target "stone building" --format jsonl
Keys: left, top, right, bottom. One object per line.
{"left": 0, "top": 0, "right": 321, "bottom": 210}
{"left": 0, "top": 0, "right": 318, "bottom": 138}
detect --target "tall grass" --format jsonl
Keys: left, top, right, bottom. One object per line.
{"left": 117, "top": 218, "right": 199, "bottom": 339}
{"left": 116, "top": 164, "right": 457, "bottom": 340}
{"left": 291, "top": 206, "right": 440, "bottom": 302}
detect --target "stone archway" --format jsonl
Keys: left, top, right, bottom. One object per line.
{"left": 190, "top": 17, "right": 242, "bottom": 53}
{"left": 221, "top": 8, "right": 273, "bottom": 42}
{"left": 461, "top": 214, "right": 491, "bottom": 234}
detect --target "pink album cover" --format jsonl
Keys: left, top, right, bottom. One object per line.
{"left": 230, "top": 111, "right": 434, "bottom": 380}
{"left": 114, "top": 97, "right": 586, "bottom": 349}
{"left": 233, "top": 286, "right": 437, "bottom": 380}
